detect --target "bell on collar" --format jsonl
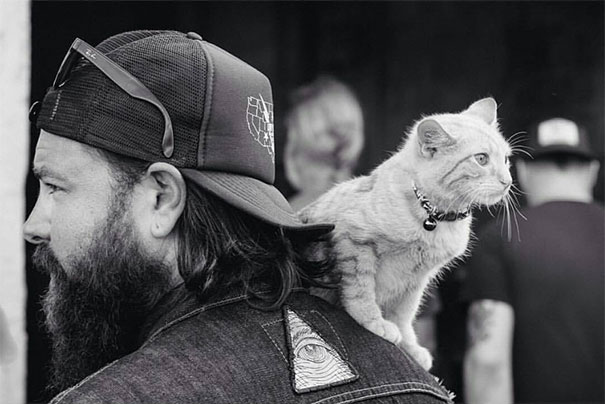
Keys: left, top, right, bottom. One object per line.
{"left": 423, "top": 216, "right": 438, "bottom": 231}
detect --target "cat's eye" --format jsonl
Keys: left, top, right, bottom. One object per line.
{"left": 474, "top": 153, "right": 489, "bottom": 166}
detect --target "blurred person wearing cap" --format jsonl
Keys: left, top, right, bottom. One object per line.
{"left": 462, "top": 118, "right": 604, "bottom": 403}
{"left": 25, "top": 31, "right": 453, "bottom": 404}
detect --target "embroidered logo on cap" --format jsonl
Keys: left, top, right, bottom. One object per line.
{"left": 538, "top": 118, "right": 580, "bottom": 147}
{"left": 284, "top": 307, "right": 358, "bottom": 394}
{"left": 246, "top": 94, "right": 275, "bottom": 163}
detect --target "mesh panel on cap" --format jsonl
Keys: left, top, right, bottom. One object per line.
{"left": 96, "top": 30, "right": 171, "bottom": 53}
{"left": 38, "top": 30, "right": 206, "bottom": 168}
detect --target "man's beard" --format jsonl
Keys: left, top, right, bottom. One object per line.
{"left": 32, "top": 192, "right": 173, "bottom": 395}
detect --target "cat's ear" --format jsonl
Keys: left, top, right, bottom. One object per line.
{"left": 464, "top": 97, "right": 497, "bottom": 125}
{"left": 417, "top": 119, "right": 455, "bottom": 158}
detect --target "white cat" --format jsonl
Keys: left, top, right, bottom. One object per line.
{"left": 302, "top": 98, "right": 513, "bottom": 370}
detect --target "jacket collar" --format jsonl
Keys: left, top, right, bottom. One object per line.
{"left": 137, "top": 284, "right": 249, "bottom": 345}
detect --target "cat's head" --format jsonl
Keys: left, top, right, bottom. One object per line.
{"left": 405, "top": 97, "right": 512, "bottom": 210}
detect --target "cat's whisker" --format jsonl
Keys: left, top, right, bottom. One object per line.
{"left": 456, "top": 193, "right": 471, "bottom": 213}
{"left": 498, "top": 198, "right": 507, "bottom": 238}
{"left": 511, "top": 144, "right": 527, "bottom": 152}
{"left": 507, "top": 193, "right": 524, "bottom": 242}
{"left": 507, "top": 133, "right": 529, "bottom": 154}
{"left": 507, "top": 131, "right": 527, "bottom": 147}
{"left": 509, "top": 185, "right": 522, "bottom": 202}
{"left": 512, "top": 204, "right": 523, "bottom": 242}
{"left": 484, "top": 193, "right": 498, "bottom": 219}
{"left": 509, "top": 187, "right": 528, "bottom": 221}
{"left": 503, "top": 186, "right": 526, "bottom": 242}
{"left": 502, "top": 201, "right": 511, "bottom": 241}
{"left": 464, "top": 191, "right": 481, "bottom": 212}
{"left": 505, "top": 194, "right": 514, "bottom": 241}
{"left": 511, "top": 145, "right": 534, "bottom": 155}
{"left": 511, "top": 145, "right": 534, "bottom": 159}
{"left": 496, "top": 196, "right": 509, "bottom": 236}
{"left": 491, "top": 203, "right": 500, "bottom": 221}
{"left": 462, "top": 192, "right": 473, "bottom": 207}
{"left": 443, "top": 194, "right": 459, "bottom": 213}
{"left": 493, "top": 190, "right": 511, "bottom": 240}
{"left": 445, "top": 191, "right": 472, "bottom": 214}
{"left": 510, "top": 192, "right": 527, "bottom": 221}
{"left": 508, "top": 130, "right": 526, "bottom": 139}
{"left": 510, "top": 183, "right": 528, "bottom": 196}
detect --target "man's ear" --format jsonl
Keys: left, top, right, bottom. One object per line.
{"left": 144, "top": 162, "right": 187, "bottom": 238}
{"left": 417, "top": 119, "right": 456, "bottom": 158}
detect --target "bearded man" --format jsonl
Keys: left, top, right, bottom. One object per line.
{"left": 25, "top": 30, "right": 452, "bottom": 404}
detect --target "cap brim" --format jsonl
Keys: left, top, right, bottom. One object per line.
{"left": 527, "top": 145, "right": 597, "bottom": 160}
{"left": 180, "top": 169, "right": 334, "bottom": 238}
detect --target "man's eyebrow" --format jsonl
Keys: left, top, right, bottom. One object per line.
{"left": 32, "top": 165, "right": 67, "bottom": 182}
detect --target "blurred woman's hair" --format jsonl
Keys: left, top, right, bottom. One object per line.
{"left": 285, "top": 76, "right": 364, "bottom": 193}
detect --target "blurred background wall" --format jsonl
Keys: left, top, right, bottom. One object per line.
{"left": 0, "top": 2, "right": 30, "bottom": 404}
{"left": 25, "top": 1, "right": 603, "bottom": 403}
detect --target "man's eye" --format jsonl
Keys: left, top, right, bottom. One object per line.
{"left": 474, "top": 153, "right": 489, "bottom": 166}
{"left": 44, "top": 182, "right": 60, "bottom": 194}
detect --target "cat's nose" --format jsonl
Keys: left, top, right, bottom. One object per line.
{"left": 499, "top": 179, "right": 512, "bottom": 192}
{"left": 499, "top": 172, "right": 512, "bottom": 188}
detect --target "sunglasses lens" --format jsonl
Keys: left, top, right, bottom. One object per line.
{"left": 29, "top": 101, "right": 41, "bottom": 124}
{"left": 53, "top": 48, "right": 80, "bottom": 88}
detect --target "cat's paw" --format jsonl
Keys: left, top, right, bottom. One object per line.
{"left": 365, "top": 319, "right": 402, "bottom": 345}
{"left": 401, "top": 342, "right": 433, "bottom": 370}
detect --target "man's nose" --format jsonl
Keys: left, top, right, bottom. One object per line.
{"left": 23, "top": 201, "right": 50, "bottom": 245}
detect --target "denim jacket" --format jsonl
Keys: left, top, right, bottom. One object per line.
{"left": 50, "top": 287, "right": 453, "bottom": 403}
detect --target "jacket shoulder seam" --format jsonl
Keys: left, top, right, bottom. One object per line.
{"left": 310, "top": 381, "right": 452, "bottom": 404}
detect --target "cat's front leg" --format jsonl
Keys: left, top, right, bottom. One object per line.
{"left": 399, "top": 325, "right": 433, "bottom": 371}
{"left": 341, "top": 272, "right": 402, "bottom": 344}
{"left": 337, "top": 241, "right": 402, "bottom": 345}
{"left": 387, "top": 289, "right": 434, "bottom": 370}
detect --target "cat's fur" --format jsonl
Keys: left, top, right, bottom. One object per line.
{"left": 301, "top": 98, "right": 512, "bottom": 370}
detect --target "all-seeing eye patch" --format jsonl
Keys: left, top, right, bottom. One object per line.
{"left": 282, "top": 307, "right": 358, "bottom": 394}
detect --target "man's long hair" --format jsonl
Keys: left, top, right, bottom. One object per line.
{"left": 99, "top": 149, "right": 332, "bottom": 310}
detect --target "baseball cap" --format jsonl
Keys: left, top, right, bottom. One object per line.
{"left": 30, "top": 30, "right": 333, "bottom": 236}
{"left": 523, "top": 117, "right": 597, "bottom": 160}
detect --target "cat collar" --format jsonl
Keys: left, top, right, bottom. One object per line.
{"left": 412, "top": 183, "right": 470, "bottom": 231}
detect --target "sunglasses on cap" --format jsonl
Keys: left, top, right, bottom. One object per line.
{"left": 30, "top": 38, "right": 175, "bottom": 158}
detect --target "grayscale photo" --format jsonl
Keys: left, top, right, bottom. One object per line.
{"left": 0, "top": 1, "right": 603, "bottom": 403}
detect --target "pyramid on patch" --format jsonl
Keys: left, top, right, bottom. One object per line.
{"left": 284, "top": 308, "right": 358, "bottom": 393}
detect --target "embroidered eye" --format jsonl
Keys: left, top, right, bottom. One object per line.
{"left": 285, "top": 309, "right": 357, "bottom": 392}
{"left": 295, "top": 340, "right": 329, "bottom": 363}
{"left": 474, "top": 153, "right": 489, "bottom": 166}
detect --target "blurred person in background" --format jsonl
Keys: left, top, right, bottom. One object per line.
{"left": 284, "top": 76, "right": 364, "bottom": 211}
{"left": 462, "top": 117, "right": 604, "bottom": 404}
